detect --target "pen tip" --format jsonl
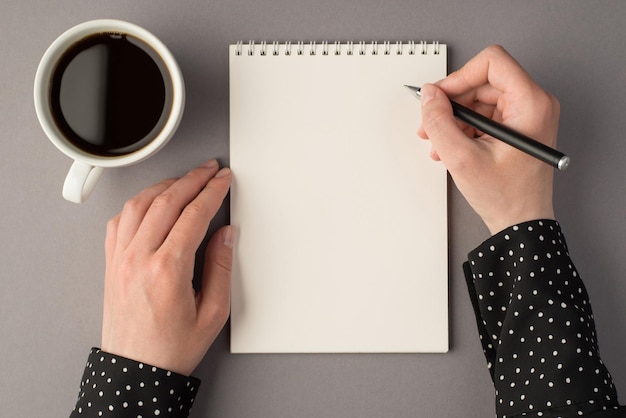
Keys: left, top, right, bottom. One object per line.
{"left": 404, "top": 85, "right": 421, "bottom": 98}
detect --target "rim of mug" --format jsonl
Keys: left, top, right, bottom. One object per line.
{"left": 33, "top": 19, "right": 185, "bottom": 168}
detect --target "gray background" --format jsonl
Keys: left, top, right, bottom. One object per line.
{"left": 1, "top": 1, "right": 625, "bottom": 417}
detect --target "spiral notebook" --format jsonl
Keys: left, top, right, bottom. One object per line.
{"left": 230, "top": 41, "right": 448, "bottom": 353}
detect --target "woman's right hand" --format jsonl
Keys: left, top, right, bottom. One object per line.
{"left": 418, "top": 45, "right": 561, "bottom": 234}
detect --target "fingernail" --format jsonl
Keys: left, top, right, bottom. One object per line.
{"left": 420, "top": 83, "right": 436, "bottom": 105}
{"left": 203, "top": 159, "right": 219, "bottom": 168}
{"left": 215, "top": 167, "right": 231, "bottom": 178}
{"left": 222, "top": 225, "right": 234, "bottom": 249}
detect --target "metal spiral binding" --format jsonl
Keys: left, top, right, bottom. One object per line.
{"left": 234, "top": 41, "right": 440, "bottom": 56}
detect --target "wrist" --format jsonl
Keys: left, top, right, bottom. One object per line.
{"left": 481, "top": 188, "right": 555, "bottom": 235}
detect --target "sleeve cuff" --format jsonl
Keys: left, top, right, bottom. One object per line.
{"left": 70, "top": 348, "right": 201, "bottom": 417}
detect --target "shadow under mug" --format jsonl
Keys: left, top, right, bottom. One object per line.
{"left": 34, "top": 19, "right": 185, "bottom": 203}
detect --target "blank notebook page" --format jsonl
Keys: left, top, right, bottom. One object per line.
{"left": 230, "top": 41, "right": 448, "bottom": 353}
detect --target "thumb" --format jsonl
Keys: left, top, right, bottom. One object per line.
{"left": 197, "top": 225, "right": 234, "bottom": 330}
{"left": 420, "top": 83, "right": 480, "bottom": 172}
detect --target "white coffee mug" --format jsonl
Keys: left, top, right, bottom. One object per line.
{"left": 34, "top": 19, "right": 185, "bottom": 203}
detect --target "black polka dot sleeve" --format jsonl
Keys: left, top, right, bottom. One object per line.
{"left": 464, "top": 220, "right": 625, "bottom": 418}
{"left": 70, "top": 348, "right": 201, "bottom": 417}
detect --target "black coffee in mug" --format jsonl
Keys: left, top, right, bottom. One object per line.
{"left": 49, "top": 33, "right": 173, "bottom": 156}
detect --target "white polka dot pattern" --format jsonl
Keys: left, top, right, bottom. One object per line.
{"left": 464, "top": 220, "right": 625, "bottom": 418}
{"left": 70, "top": 348, "right": 200, "bottom": 417}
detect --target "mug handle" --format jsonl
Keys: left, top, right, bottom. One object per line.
{"left": 62, "top": 160, "right": 104, "bottom": 203}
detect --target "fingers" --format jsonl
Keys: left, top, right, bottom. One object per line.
{"left": 438, "top": 45, "right": 535, "bottom": 98}
{"left": 196, "top": 225, "right": 233, "bottom": 334}
{"left": 112, "top": 179, "right": 177, "bottom": 252}
{"left": 107, "top": 159, "right": 232, "bottom": 260}
{"left": 420, "top": 83, "right": 484, "bottom": 172}
{"left": 447, "top": 83, "right": 503, "bottom": 109}
{"left": 162, "top": 167, "right": 232, "bottom": 256}
{"left": 419, "top": 45, "right": 530, "bottom": 144}
{"left": 135, "top": 160, "right": 222, "bottom": 250}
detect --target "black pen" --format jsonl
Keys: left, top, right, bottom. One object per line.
{"left": 404, "top": 85, "right": 570, "bottom": 170}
